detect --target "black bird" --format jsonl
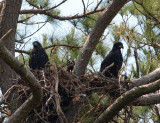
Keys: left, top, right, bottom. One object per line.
{"left": 66, "top": 59, "right": 75, "bottom": 72}
{"left": 29, "top": 41, "right": 49, "bottom": 70}
{"left": 100, "top": 42, "right": 123, "bottom": 78}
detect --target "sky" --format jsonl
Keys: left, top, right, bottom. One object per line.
{"left": 15, "top": 0, "right": 139, "bottom": 73}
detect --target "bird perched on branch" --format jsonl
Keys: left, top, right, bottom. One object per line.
{"left": 100, "top": 42, "right": 123, "bottom": 78}
{"left": 66, "top": 59, "right": 75, "bottom": 72}
{"left": 29, "top": 41, "right": 49, "bottom": 70}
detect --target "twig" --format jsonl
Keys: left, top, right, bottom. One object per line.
{"left": 78, "top": 95, "right": 104, "bottom": 122}
{"left": 44, "top": 44, "right": 82, "bottom": 49}
{"left": 17, "top": 22, "right": 47, "bottom": 41}
{"left": 82, "top": 0, "right": 86, "bottom": 14}
{"left": 134, "top": 48, "right": 139, "bottom": 78}
{"left": 102, "top": 63, "right": 114, "bottom": 74}
{"left": 0, "top": 29, "right": 12, "bottom": 44}
{"left": 94, "top": 0, "right": 103, "bottom": 11}
{"left": 154, "top": 104, "right": 160, "bottom": 121}
{"left": 52, "top": 62, "right": 68, "bottom": 123}
{"left": 45, "top": 0, "right": 67, "bottom": 11}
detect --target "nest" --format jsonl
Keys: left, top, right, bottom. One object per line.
{"left": 9, "top": 66, "right": 130, "bottom": 123}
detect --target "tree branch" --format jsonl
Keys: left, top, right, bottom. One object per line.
{"left": 0, "top": 30, "right": 43, "bottom": 123}
{"left": 131, "top": 93, "right": 160, "bottom": 106}
{"left": 20, "top": 8, "right": 105, "bottom": 20}
{"left": 130, "top": 67, "right": 160, "bottom": 88}
{"left": 94, "top": 78, "right": 160, "bottom": 123}
{"left": 52, "top": 62, "right": 68, "bottom": 123}
{"left": 15, "top": 44, "right": 82, "bottom": 55}
{"left": 74, "top": 0, "right": 129, "bottom": 76}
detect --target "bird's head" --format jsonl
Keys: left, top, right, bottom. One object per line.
{"left": 33, "top": 41, "right": 42, "bottom": 49}
{"left": 113, "top": 42, "right": 123, "bottom": 50}
{"left": 67, "top": 59, "right": 75, "bottom": 66}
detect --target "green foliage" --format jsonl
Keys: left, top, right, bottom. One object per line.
{"left": 30, "top": 0, "right": 49, "bottom": 8}
{"left": 18, "top": 54, "right": 30, "bottom": 68}
{"left": 78, "top": 93, "right": 111, "bottom": 123}
{"left": 95, "top": 42, "right": 109, "bottom": 58}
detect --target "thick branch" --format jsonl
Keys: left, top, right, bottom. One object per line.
{"left": 131, "top": 93, "right": 160, "bottom": 106}
{"left": 74, "top": 0, "right": 129, "bottom": 76}
{"left": 94, "top": 78, "right": 160, "bottom": 123}
{"left": 130, "top": 67, "right": 160, "bottom": 88}
{"left": 0, "top": 30, "right": 43, "bottom": 123}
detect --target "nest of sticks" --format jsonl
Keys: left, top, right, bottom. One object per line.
{"left": 7, "top": 63, "right": 131, "bottom": 123}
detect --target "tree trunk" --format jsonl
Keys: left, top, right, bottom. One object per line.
{"left": 0, "top": 0, "right": 22, "bottom": 112}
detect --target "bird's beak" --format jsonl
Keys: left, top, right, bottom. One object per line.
{"left": 120, "top": 45, "right": 124, "bottom": 49}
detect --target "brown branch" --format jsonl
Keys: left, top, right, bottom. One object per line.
{"left": 44, "top": 44, "right": 82, "bottom": 49}
{"left": 130, "top": 67, "right": 160, "bottom": 89}
{"left": 131, "top": 93, "right": 160, "bottom": 106}
{"left": 18, "top": 14, "right": 34, "bottom": 23}
{"left": 45, "top": 0, "right": 67, "bottom": 11}
{"left": 102, "top": 63, "right": 114, "bottom": 74}
{"left": 52, "top": 62, "right": 68, "bottom": 123}
{"left": 81, "top": 0, "right": 86, "bottom": 14}
{"left": 0, "top": 30, "right": 43, "bottom": 123}
{"left": 15, "top": 44, "right": 82, "bottom": 55}
{"left": 20, "top": 8, "right": 105, "bottom": 20}
{"left": 154, "top": 104, "right": 160, "bottom": 122}
{"left": 133, "top": 48, "right": 139, "bottom": 78}
{"left": 94, "top": 0, "right": 103, "bottom": 11}
{"left": 0, "top": 29, "right": 12, "bottom": 44}
{"left": 15, "top": 49, "right": 30, "bottom": 55}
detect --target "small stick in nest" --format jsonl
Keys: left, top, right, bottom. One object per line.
{"left": 51, "top": 62, "right": 68, "bottom": 123}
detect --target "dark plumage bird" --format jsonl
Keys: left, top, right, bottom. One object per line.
{"left": 29, "top": 41, "right": 49, "bottom": 70}
{"left": 100, "top": 42, "right": 123, "bottom": 78}
{"left": 66, "top": 60, "right": 75, "bottom": 72}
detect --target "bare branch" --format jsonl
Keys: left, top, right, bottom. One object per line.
{"left": 18, "top": 14, "right": 34, "bottom": 23}
{"left": 15, "top": 49, "right": 30, "bottom": 55}
{"left": 81, "top": 0, "right": 86, "bottom": 14}
{"left": 45, "top": 0, "right": 67, "bottom": 11}
{"left": 130, "top": 67, "right": 160, "bottom": 89}
{"left": 44, "top": 44, "right": 82, "bottom": 49}
{"left": 20, "top": 8, "right": 105, "bottom": 20}
{"left": 0, "top": 29, "right": 12, "bottom": 44}
{"left": 94, "top": 0, "right": 103, "bottom": 11}
{"left": 133, "top": 48, "right": 139, "bottom": 78}
{"left": 15, "top": 44, "right": 82, "bottom": 55}
{"left": 154, "top": 104, "right": 160, "bottom": 121}
{"left": 52, "top": 62, "right": 68, "bottom": 123}
{"left": 102, "top": 63, "right": 114, "bottom": 74}
{"left": 131, "top": 93, "right": 160, "bottom": 106}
